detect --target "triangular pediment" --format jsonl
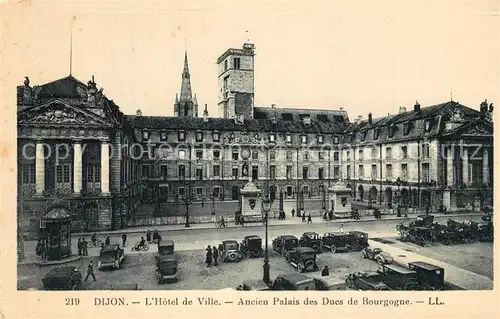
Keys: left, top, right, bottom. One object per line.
{"left": 448, "top": 119, "right": 493, "bottom": 137}
{"left": 18, "top": 99, "right": 113, "bottom": 127}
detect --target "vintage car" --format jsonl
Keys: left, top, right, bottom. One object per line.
{"left": 408, "top": 261, "right": 444, "bottom": 290}
{"left": 312, "top": 275, "right": 346, "bottom": 290}
{"left": 285, "top": 247, "right": 319, "bottom": 273}
{"left": 361, "top": 247, "right": 394, "bottom": 265}
{"left": 236, "top": 279, "right": 271, "bottom": 291}
{"left": 98, "top": 244, "right": 125, "bottom": 270}
{"left": 410, "top": 214, "right": 435, "bottom": 228}
{"left": 272, "top": 235, "right": 299, "bottom": 256}
{"left": 220, "top": 240, "right": 243, "bottom": 262}
{"left": 42, "top": 266, "right": 82, "bottom": 290}
{"left": 345, "top": 271, "right": 391, "bottom": 291}
{"left": 347, "top": 231, "right": 369, "bottom": 251}
{"left": 298, "top": 232, "right": 322, "bottom": 253}
{"left": 271, "top": 273, "right": 316, "bottom": 291}
{"left": 377, "top": 264, "right": 420, "bottom": 290}
{"left": 157, "top": 240, "right": 175, "bottom": 256}
{"left": 398, "top": 225, "right": 437, "bottom": 246}
{"left": 321, "top": 232, "right": 351, "bottom": 253}
{"left": 156, "top": 255, "right": 179, "bottom": 284}
{"left": 240, "top": 235, "right": 263, "bottom": 258}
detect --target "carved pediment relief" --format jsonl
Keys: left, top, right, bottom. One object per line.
{"left": 462, "top": 123, "right": 492, "bottom": 136}
{"left": 18, "top": 101, "right": 111, "bottom": 127}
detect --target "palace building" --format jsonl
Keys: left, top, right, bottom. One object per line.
{"left": 17, "top": 43, "right": 494, "bottom": 237}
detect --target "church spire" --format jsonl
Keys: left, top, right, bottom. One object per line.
{"left": 179, "top": 50, "right": 192, "bottom": 102}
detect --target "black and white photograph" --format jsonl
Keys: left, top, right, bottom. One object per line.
{"left": 1, "top": 0, "right": 498, "bottom": 316}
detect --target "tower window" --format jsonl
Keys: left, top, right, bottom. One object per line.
{"left": 224, "top": 60, "right": 228, "bottom": 71}
{"left": 233, "top": 57, "right": 241, "bottom": 69}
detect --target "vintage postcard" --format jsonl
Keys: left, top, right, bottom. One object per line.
{"left": 0, "top": 0, "right": 498, "bottom": 318}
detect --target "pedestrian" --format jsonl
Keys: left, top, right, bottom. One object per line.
{"left": 240, "top": 216, "right": 245, "bottom": 227}
{"left": 122, "top": 233, "right": 127, "bottom": 247}
{"left": 35, "top": 240, "right": 41, "bottom": 256}
{"left": 339, "top": 224, "right": 344, "bottom": 233}
{"left": 321, "top": 265, "right": 330, "bottom": 277}
{"left": 220, "top": 216, "right": 226, "bottom": 228}
{"left": 291, "top": 208, "right": 295, "bottom": 218}
{"left": 77, "top": 238, "right": 82, "bottom": 256}
{"left": 218, "top": 243, "right": 224, "bottom": 256}
{"left": 213, "top": 245, "right": 218, "bottom": 266}
{"left": 105, "top": 236, "right": 111, "bottom": 246}
{"left": 307, "top": 213, "right": 312, "bottom": 224}
{"left": 302, "top": 213, "right": 306, "bottom": 223}
{"left": 85, "top": 261, "right": 96, "bottom": 282}
{"left": 40, "top": 240, "right": 46, "bottom": 260}
{"left": 82, "top": 238, "right": 88, "bottom": 256}
{"left": 146, "top": 229, "right": 152, "bottom": 243}
{"left": 153, "top": 229, "right": 158, "bottom": 243}
{"left": 328, "top": 209, "right": 333, "bottom": 221}
{"left": 157, "top": 233, "right": 162, "bottom": 248}
{"left": 205, "top": 245, "right": 213, "bottom": 267}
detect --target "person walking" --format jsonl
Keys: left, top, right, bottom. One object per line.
{"left": 77, "top": 238, "right": 82, "bottom": 256}
{"left": 157, "top": 233, "right": 162, "bottom": 249}
{"left": 302, "top": 213, "right": 306, "bottom": 223}
{"left": 220, "top": 216, "right": 226, "bottom": 228}
{"left": 205, "top": 245, "right": 213, "bottom": 267}
{"left": 240, "top": 216, "right": 245, "bottom": 227}
{"left": 291, "top": 209, "right": 295, "bottom": 218}
{"left": 82, "top": 238, "right": 88, "bottom": 256}
{"left": 152, "top": 229, "right": 158, "bottom": 243}
{"left": 328, "top": 209, "right": 333, "bottom": 221}
{"left": 213, "top": 245, "right": 219, "bottom": 266}
{"left": 321, "top": 265, "right": 330, "bottom": 276}
{"left": 339, "top": 224, "right": 345, "bottom": 233}
{"left": 122, "top": 233, "right": 127, "bottom": 247}
{"left": 40, "top": 240, "right": 46, "bottom": 260}
{"left": 146, "top": 229, "right": 152, "bottom": 243}
{"left": 35, "top": 240, "right": 42, "bottom": 257}
{"left": 307, "top": 213, "right": 312, "bottom": 224}
{"left": 85, "top": 261, "right": 96, "bottom": 282}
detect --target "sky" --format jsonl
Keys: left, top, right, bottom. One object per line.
{"left": 2, "top": 0, "right": 499, "bottom": 119}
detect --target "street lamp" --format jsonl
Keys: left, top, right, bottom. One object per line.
{"left": 396, "top": 177, "right": 402, "bottom": 217}
{"left": 261, "top": 195, "right": 272, "bottom": 283}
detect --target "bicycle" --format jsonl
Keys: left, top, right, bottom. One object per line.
{"left": 88, "top": 239, "right": 104, "bottom": 248}
{"left": 131, "top": 242, "right": 150, "bottom": 251}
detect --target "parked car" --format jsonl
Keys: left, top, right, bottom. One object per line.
{"left": 377, "top": 264, "right": 420, "bottom": 290}
{"left": 285, "top": 247, "right": 319, "bottom": 273}
{"left": 236, "top": 279, "right": 271, "bottom": 291}
{"left": 42, "top": 266, "right": 82, "bottom": 290}
{"left": 408, "top": 261, "right": 444, "bottom": 290}
{"left": 361, "top": 247, "right": 394, "bottom": 265}
{"left": 298, "top": 232, "right": 322, "bottom": 253}
{"left": 157, "top": 240, "right": 175, "bottom": 256}
{"left": 240, "top": 235, "right": 263, "bottom": 258}
{"left": 272, "top": 235, "right": 299, "bottom": 256}
{"left": 155, "top": 255, "right": 178, "bottom": 284}
{"left": 410, "top": 215, "right": 435, "bottom": 228}
{"left": 98, "top": 244, "right": 125, "bottom": 270}
{"left": 271, "top": 273, "right": 316, "bottom": 290}
{"left": 321, "top": 232, "right": 350, "bottom": 253}
{"left": 345, "top": 271, "right": 391, "bottom": 291}
{"left": 347, "top": 231, "right": 369, "bottom": 251}
{"left": 220, "top": 240, "right": 243, "bottom": 262}
{"left": 312, "top": 275, "right": 346, "bottom": 290}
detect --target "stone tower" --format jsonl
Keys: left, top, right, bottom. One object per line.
{"left": 216, "top": 43, "right": 255, "bottom": 119}
{"left": 174, "top": 51, "right": 198, "bottom": 117}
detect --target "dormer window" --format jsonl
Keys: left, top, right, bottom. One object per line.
{"left": 333, "top": 136, "right": 339, "bottom": 144}
{"left": 425, "top": 121, "right": 432, "bottom": 132}
{"left": 350, "top": 133, "right": 356, "bottom": 143}
{"left": 388, "top": 125, "right": 395, "bottom": 138}
{"left": 301, "top": 135, "right": 307, "bottom": 144}
{"left": 373, "top": 129, "right": 379, "bottom": 140}
{"left": 212, "top": 131, "right": 220, "bottom": 142}
{"left": 196, "top": 131, "right": 204, "bottom": 142}
{"left": 317, "top": 135, "right": 324, "bottom": 144}
{"left": 286, "top": 134, "right": 292, "bottom": 143}
{"left": 178, "top": 131, "right": 185, "bottom": 141}
{"left": 361, "top": 131, "right": 367, "bottom": 141}
{"left": 403, "top": 122, "right": 411, "bottom": 135}
{"left": 160, "top": 131, "right": 167, "bottom": 141}
{"left": 142, "top": 130, "right": 149, "bottom": 140}
{"left": 269, "top": 133, "right": 276, "bottom": 142}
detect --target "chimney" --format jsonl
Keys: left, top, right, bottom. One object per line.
{"left": 92, "top": 75, "right": 95, "bottom": 83}
{"left": 399, "top": 106, "right": 407, "bottom": 114}
{"left": 340, "top": 107, "right": 343, "bottom": 111}
{"left": 271, "top": 104, "right": 276, "bottom": 109}
{"left": 136, "top": 109, "right": 142, "bottom": 116}
{"left": 203, "top": 104, "right": 209, "bottom": 122}
{"left": 368, "top": 113, "right": 373, "bottom": 124}
{"left": 303, "top": 116, "right": 311, "bottom": 126}
{"left": 414, "top": 101, "right": 421, "bottom": 112}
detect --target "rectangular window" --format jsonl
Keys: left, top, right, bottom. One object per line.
{"left": 286, "top": 165, "right": 293, "bottom": 179}
{"left": 232, "top": 151, "right": 239, "bottom": 160}
{"left": 160, "top": 165, "right": 168, "bottom": 179}
{"left": 302, "top": 167, "right": 309, "bottom": 179}
{"left": 252, "top": 166, "right": 259, "bottom": 180}
{"left": 233, "top": 57, "right": 241, "bottom": 69}
{"left": 371, "top": 164, "right": 377, "bottom": 180}
{"left": 333, "top": 152, "right": 339, "bottom": 161}
{"left": 346, "top": 151, "right": 351, "bottom": 161}
{"left": 388, "top": 126, "right": 395, "bottom": 138}
{"left": 270, "top": 165, "right": 276, "bottom": 179}
{"left": 196, "top": 131, "right": 203, "bottom": 142}
{"left": 386, "top": 164, "right": 393, "bottom": 180}
{"left": 422, "top": 143, "right": 430, "bottom": 158}
{"left": 287, "top": 186, "right": 293, "bottom": 197}
{"left": 178, "top": 165, "right": 185, "bottom": 179}
{"left": 317, "top": 135, "right": 324, "bottom": 144}
{"left": 196, "top": 150, "right": 203, "bottom": 160}
{"left": 160, "top": 131, "right": 167, "bottom": 141}
{"left": 358, "top": 165, "right": 364, "bottom": 179}
{"left": 178, "top": 150, "right": 186, "bottom": 160}
{"left": 286, "top": 134, "right": 292, "bottom": 143}
{"left": 269, "top": 134, "right": 276, "bottom": 142}
{"left": 304, "top": 151, "right": 309, "bottom": 160}
{"left": 318, "top": 151, "right": 324, "bottom": 160}
{"left": 142, "top": 164, "right": 150, "bottom": 178}
{"left": 301, "top": 135, "right": 307, "bottom": 144}
{"left": 213, "top": 150, "right": 220, "bottom": 159}
{"left": 213, "top": 165, "right": 220, "bottom": 177}
{"left": 371, "top": 148, "right": 378, "bottom": 160}
{"left": 286, "top": 151, "right": 292, "bottom": 161}
{"left": 21, "top": 164, "right": 35, "bottom": 184}
{"left": 373, "top": 129, "right": 379, "bottom": 140}
{"left": 56, "top": 164, "right": 71, "bottom": 184}
{"left": 401, "top": 163, "right": 408, "bottom": 180}
{"left": 142, "top": 130, "right": 149, "bottom": 140}
{"left": 88, "top": 165, "right": 101, "bottom": 183}
{"left": 269, "top": 150, "right": 276, "bottom": 160}
{"left": 361, "top": 131, "right": 367, "bottom": 141}
{"left": 401, "top": 146, "right": 408, "bottom": 159}
{"left": 318, "top": 167, "right": 324, "bottom": 180}
{"left": 358, "top": 150, "right": 364, "bottom": 161}
{"left": 196, "top": 187, "right": 203, "bottom": 197}
{"left": 403, "top": 122, "right": 410, "bottom": 135}
{"left": 425, "top": 121, "right": 432, "bottom": 132}
{"left": 196, "top": 168, "right": 203, "bottom": 181}
{"left": 252, "top": 151, "right": 258, "bottom": 160}
{"left": 232, "top": 168, "right": 239, "bottom": 179}
{"left": 178, "top": 131, "right": 185, "bottom": 141}
{"left": 333, "top": 166, "right": 340, "bottom": 179}
{"left": 178, "top": 187, "right": 185, "bottom": 196}
{"left": 212, "top": 187, "right": 221, "bottom": 198}
{"left": 224, "top": 60, "right": 228, "bottom": 72}
{"left": 346, "top": 165, "right": 351, "bottom": 179}
{"left": 333, "top": 136, "right": 339, "bottom": 144}
{"left": 422, "top": 163, "right": 430, "bottom": 183}
{"left": 212, "top": 131, "right": 220, "bottom": 142}
{"left": 386, "top": 147, "right": 392, "bottom": 159}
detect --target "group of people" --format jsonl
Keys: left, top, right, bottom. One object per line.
{"left": 77, "top": 238, "right": 89, "bottom": 256}
{"left": 290, "top": 209, "right": 312, "bottom": 223}
{"left": 205, "top": 245, "right": 222, "bottom": 267}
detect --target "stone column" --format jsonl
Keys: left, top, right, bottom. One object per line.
{"left": 35, "top": 141, "right": 45, "bottom": 195}
{"left": 482, "top": 148, "right": 489, "bottom": 185}
{"left": 462, "top": 147, "right": 468, "bottom": 186}
{"left": 446, "top": 146, "right": 454, "bottom": 186}
{"left": 73, "top": 141, "right": 83, "bottom": 196}
{"left": 101, "top": 140, "right": 110, "bottom": 195}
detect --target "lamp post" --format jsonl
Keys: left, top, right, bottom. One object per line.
{"left": 396, "top": 177, "right": 402, "bottom": 217}
{"left": 261, "top": 195, "right": 272, "bottom": 283}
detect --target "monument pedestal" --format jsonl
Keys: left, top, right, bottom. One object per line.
{"left": 240, "top": 180, "right": 263, "bottom": 223}
{"left": 328, "top": 182, "right": 353, "bottom": 218}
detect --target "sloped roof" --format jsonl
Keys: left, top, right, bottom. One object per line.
{"left": 43, "top": 207, "right": 72, "bottom": 220}
{"left": 36, "top": 76, "right": 88, "bottom": 99}
{"left": 254, "top": 106, "right": 349, "bottom": 123}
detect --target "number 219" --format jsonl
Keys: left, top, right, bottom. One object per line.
{"left": 65, "top": 298, "right": 80, "bottom": 306}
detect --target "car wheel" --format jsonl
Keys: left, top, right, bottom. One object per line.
{"left": 331, "top": 246, "right": 337, "bottom": 253}
{"left": 285, "top": 253, "right": 291, "bottom": 263}
{"left": 312, "top": 245, "right": 320, "bottom": 253}
{"left": 228, "top": 252, "right": 237, "bottom": 261}
{"left": 442, "top": 238, "right": 451, "bottom": 246}
{"left": 375, "top": 256, "right": 384, "bottom": 265}
{"left": 251, "top": 249, "right": 260, "bottom": 257}
{"left": 345, "top": 277, "right": 354, "bottom": 288}
{"left": 361, "top": 250, "right": 367, "bottom": 258}
{"left": 297, "top": 263, "right": 304, "bottom": 273}
{"left": 305, "top": 260, "right": 314, "bottom": 271}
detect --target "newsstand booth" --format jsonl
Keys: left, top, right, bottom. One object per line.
{"left": 40, "top": 207, "right": 73, "bottom": 260}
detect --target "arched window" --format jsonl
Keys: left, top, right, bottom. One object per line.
{"left": 386, "top": 147, "right": 392, "bottom": 159}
